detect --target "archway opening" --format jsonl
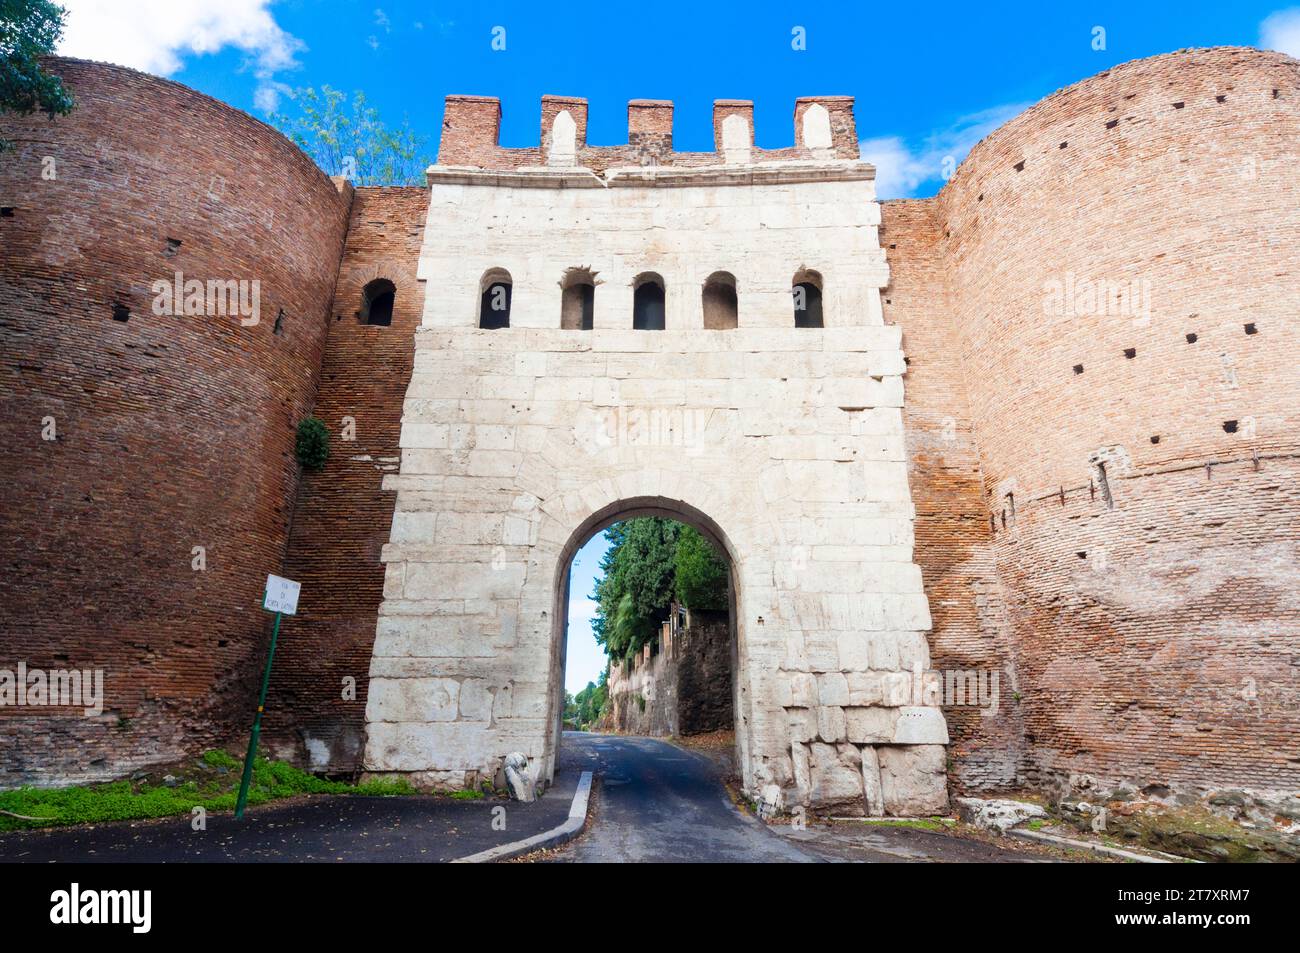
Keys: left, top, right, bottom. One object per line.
{"left": 792, "top": 268, "right": 824, "bottom": 328}
{"left": 560, "top": 267, "right": 596, "bottom": 330}
{"left": 479, "top": 268, "right": 512, "bottom": 329}
{"left": 632, "top": 273, "right": 665, "bottom": 330}
{"left": 551, "top": 499, "right": 743, "bottom": 781}
{"left": 360, "top": 278, "right": 396, "bottom": 326}
{"left": 701, "top": 271, "right": 738, "bottom": 329}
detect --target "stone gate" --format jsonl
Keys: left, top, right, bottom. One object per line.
{"left": 360, "top": 96, "right": 950, "bottom": 815}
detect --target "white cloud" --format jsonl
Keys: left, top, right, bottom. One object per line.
{"left": 859, "top": 102, "right": 1029, "bottom": 199}
{"left": 1261, "top": 8, "right": 1300, "bottom": 58}
{"left": 57, "top": 0, "right": 304, "bottom": 112}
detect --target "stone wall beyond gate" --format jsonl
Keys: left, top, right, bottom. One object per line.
{"left": 361, "top": 104, "right": 950, "bottom": 815}
{"left": 603, "top": 609, "right": 734, "bottom": 737}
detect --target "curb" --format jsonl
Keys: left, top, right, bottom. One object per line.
{"left": 1009, "top": 827, "right": 1185, "bottom": 863}
{"left": 451, "top": 770, "right": 593, "bottom": 863}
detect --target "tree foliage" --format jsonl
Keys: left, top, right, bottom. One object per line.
{"left": 592, "top": 519, "right": 679, "bottom": 660}
{"left": 674, "top": 525, "right": 729, "bottom": 610}
{"left": 271, "top": 85, "right": 430, "bottom": 186}
{"left": 591, "top": 518, "right": 728, "bottom": 661}
{"left": 0, "top": 0, "right": 74, "bottom": 151}
{"left": 565, "top": 675, "right": 608, "bottom": 729}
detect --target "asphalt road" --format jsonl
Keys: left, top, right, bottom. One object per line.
{"left": 555, "top": 732, "right": 816, "bottom": 862}
{"left": 0, "top": 771, "right": 581, "bottom": 864}
{"left": 554, "top": 732, "right": 1059, "bottom": 863}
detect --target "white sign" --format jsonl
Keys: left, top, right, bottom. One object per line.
{"left": 263, "top": 574, "right": 301, "bottom": 615}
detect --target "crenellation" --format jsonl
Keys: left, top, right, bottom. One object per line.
{"left": 434, "top": 92, "right": 864, "bottom": 171}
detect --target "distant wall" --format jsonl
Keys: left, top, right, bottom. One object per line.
{"left": 604, "top": 610, "right": 733, "bottom": 737}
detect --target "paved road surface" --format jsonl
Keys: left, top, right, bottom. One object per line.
{"left": 555, "top": 732, "right": 1058, "bottom": 863}
{"left": 0, "top": 770, "right": 582, "bottom": 864}
{"left": 554, "top": 732, "right": 816, "bottom": 862}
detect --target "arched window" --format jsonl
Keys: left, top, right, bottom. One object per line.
{"left": 701, "top": 271, "right": 737, "bottom": 329}
{"left": 560, "top": 268, "right": 596, "bottom": 330}
{"left": 792, "top": 268, "right": 824, "bottom": 328}
{"left": 479, "top": 268, "right": 512, "bottom": 329}
{"left": 360, "top": 278, "right": 395, "bottom": 326}
{"left": 633, "top": 272, "right": 665, "bottom": 330}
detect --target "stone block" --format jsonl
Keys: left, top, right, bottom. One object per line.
{"left": 878, "top": 744, "right": 949, "bottom": 816}
{"left": 893, "top": 707, "right": 949, "bottom": 744}
{"left": 861, "top": 745, "right": 884, "bottom": 816}
{"left": 817, "top": 671, "right": 849, "bottom": 706}
{"left": 845, "top": 706, "right": 897, "bottom": 744}
{"left": 789, "top": 672, "right": 817, "bottom": 708}
{"left": 808, "top": 741, "right": 864, "bottom": 811}
{"left": 816, "top": 705, "right": 847, "bottom": 742}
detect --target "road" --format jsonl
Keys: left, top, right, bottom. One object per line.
{"left": 554, "top": 732, "right": 816, "bottom": 862}
{"left": 553, "top": 731, "right": 1062, "bottom": 863}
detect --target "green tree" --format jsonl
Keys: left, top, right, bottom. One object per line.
{"left": 674, "top": 525, "right": 729, "bottom": 610}
{"left": 571, "top": 675, "right": 608, "bottom": 729}
{"left": 271, "top": 85, "right": 430, "bottom": 186}
{"left": 0, "top": 0, "right": 74, "bottom": 152}
{"left": 591, "top": 518, "right": 680, "bottom": 660}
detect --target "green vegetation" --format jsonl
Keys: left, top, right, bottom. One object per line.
{"left": 295, "top": 416, "right": 330, "bottom": 470}
{"left": 591, "top": 518, "right": 728, "bottom": 661}
{"left": 271, "top": 85, "right": 431, "bottom": 186}
{"left": 0, "top": 0, "right": 75, "bottom": 153}
{"left": 674, "top": 525, "right": 729, "bottom": 610}
{"left": 0, "top": 749, "right": 413, "bottom": 831}
{"left": 565, "top": 674, "right": 608, "bottom": 729}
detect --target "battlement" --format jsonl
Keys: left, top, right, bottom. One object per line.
{"left": 436, "top": 94, "right": 859, "bottom": 172}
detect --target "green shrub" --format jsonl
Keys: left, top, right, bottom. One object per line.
{"left": 295, "top": 417, "right": 330, "bottom": 470}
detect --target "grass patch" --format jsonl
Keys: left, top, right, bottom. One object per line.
{"left": 449, "top": 789, "right": 485, "bottom": 800}
{"left": 0, "top": 750, "right": 413, "bottom": 832}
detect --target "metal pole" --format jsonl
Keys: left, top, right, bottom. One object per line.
{"left": 235, "top": 610, "right": 282, "bottom": 819}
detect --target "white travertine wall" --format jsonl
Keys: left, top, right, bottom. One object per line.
{"left": 362, "top": 161, "right": 950, "bottom": 815}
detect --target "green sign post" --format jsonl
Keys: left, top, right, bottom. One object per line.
{"left": 235, "top": 574, "right": 300, "bottom": 819}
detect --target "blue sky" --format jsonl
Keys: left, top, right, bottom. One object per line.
{"left": 565, "top": 534, "right": 608, "bottom": 694}
{"left": 57, "top": 1, "right": 1300, "bottom": 197}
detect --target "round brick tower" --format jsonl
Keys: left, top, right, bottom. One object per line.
{"left": 0, "top": 59, "right": 350, "bottom": 785}
{"left": 935, "top": 47, "right": 1300, "bottom": 802}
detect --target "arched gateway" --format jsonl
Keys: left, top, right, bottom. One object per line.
{"left": 360, "top": 95, "right": 949, "bottom": 815}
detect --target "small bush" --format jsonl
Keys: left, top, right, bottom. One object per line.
{"left": 295, "top": 417, "right": 330, "bottom": 470}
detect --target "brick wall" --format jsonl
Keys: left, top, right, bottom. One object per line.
{"left": 264, "top": 187, "right": 429, "bottom": 772}
{"left": 880, "top": 200, "right": 1025, "bottom": 792}
{"left": 0, "top": 59, "right": 350, "bottom": 785}
{"left": 904, "top": 47, "right": 1300, "bottom": 800}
